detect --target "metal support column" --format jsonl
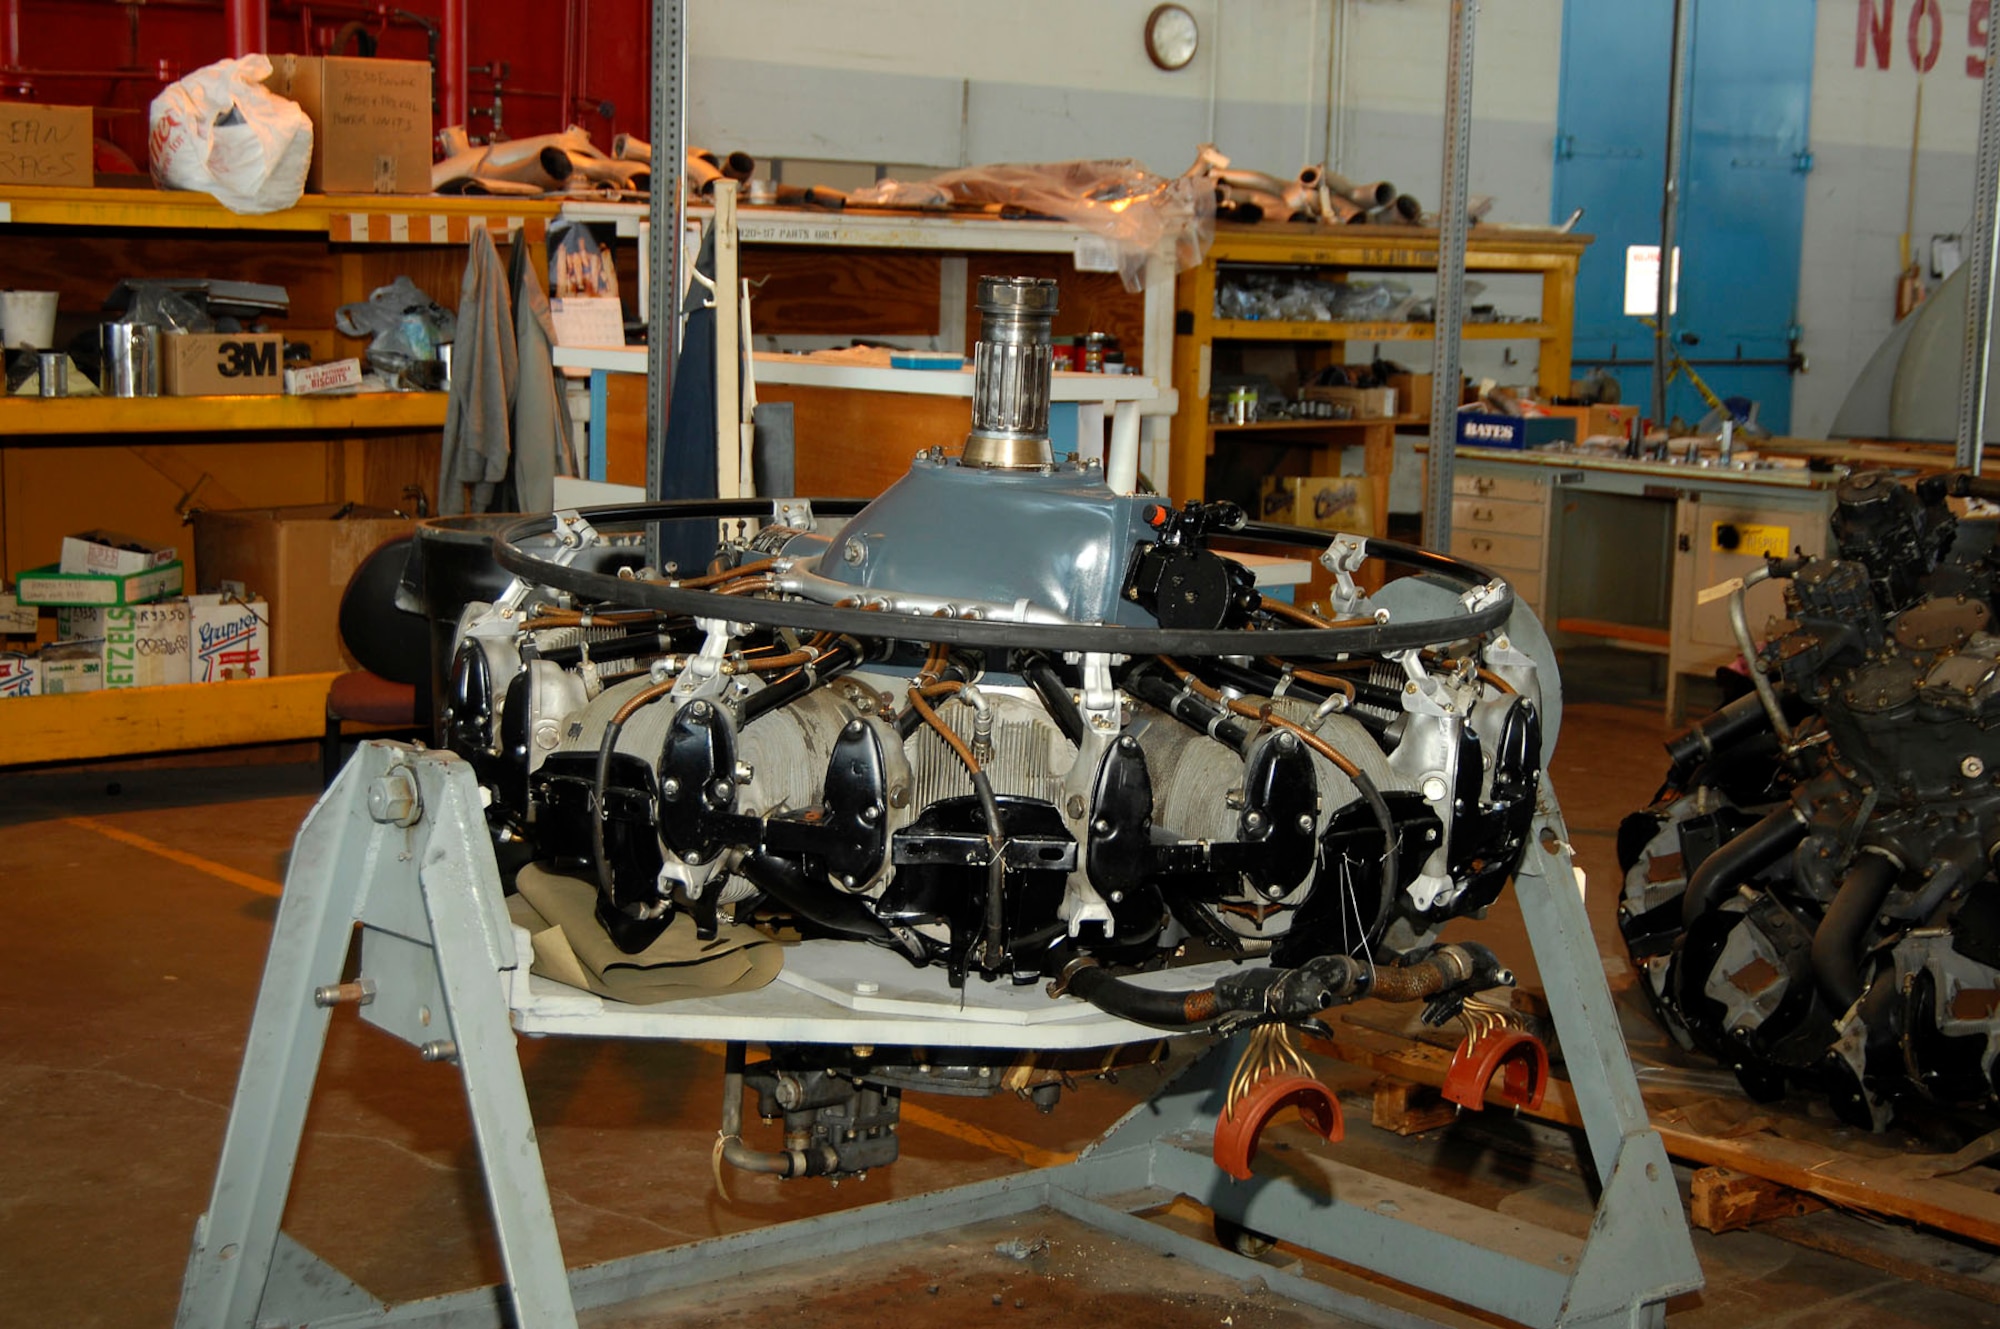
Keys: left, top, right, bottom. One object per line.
{"left": 440, "top": 0, "right": 468, "bottom": 131}
{"left": 1651, "top": 0, "right": 1693, "bottom": 427}
{"left": 1958, "top": 0, "right": 2000, "bottom": 472}
{"left": 1423, "top": 0, "right": 1478, "bottom": 550}
{"left": 646, "top": 0, "right": 687, "bottom": 503}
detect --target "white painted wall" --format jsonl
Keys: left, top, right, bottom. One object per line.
{"left": 686, "top": 0, "right": 1562, "bottom": 220}
{"left": 1795, "top": 0, "right": 1992, "bottom": 438}
{"left": 686, "top": 0, "right": 1566, "bottom": 393}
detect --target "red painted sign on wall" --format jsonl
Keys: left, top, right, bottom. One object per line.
{"left": 1857, "top": 0, "right": 1993, "bottom": 75}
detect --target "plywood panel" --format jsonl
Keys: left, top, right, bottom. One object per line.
{"left": 604, "top": 371, "right": 650, "bottom": 488}
{"left": 2, "top": 441, "right": 333, "bottom": 585}
{"left": 3, "top": 229, "right": 348, "bottom": 332}
{"left": 742, "top": 248, "right": 943, "bottom": 337}
{"left": 354, "top": 434, "right": 446, "bottom": 515}
{"left": 601, "top": 376, "right": 953, "bottom": 500}
{"left": 765, "top": 385, "right": 969, "bottom": 499}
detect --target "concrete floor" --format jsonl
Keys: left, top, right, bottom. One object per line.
{"left": 3, "top": 654, "right": 1998, "bottom": 1327}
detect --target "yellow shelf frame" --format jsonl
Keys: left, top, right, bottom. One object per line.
{"left": 0, "top": 185, "right": 559, "bottom": 238}
{"left": 0, "top": 187, "right": 496, "bottom": 768}
{"left": 0, "top": 393, "right": 447, "bottom": 437}
{"left": 0, "top": 673, "right": 338, "bottom": 765}
{"left": 1171, "top": 223, "right": 1588, "bottom": 516}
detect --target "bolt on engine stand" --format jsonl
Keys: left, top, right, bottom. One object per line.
{"left": 176, "top": 742, "right": 1700, "bottom": 1329}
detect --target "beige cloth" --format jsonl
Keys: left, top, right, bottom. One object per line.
{"left": 507, "top": 865, "right": 781, "bottom": 1004}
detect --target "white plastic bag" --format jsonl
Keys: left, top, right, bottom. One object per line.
{"left": 149, "top": 55, "right": 313, "bottom": 215}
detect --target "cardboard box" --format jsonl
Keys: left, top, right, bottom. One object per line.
{"left": 191, "top": 504, "right": 414, "bottom": 674}
{"left": 16, "top": 560, "right": 185, "bottom": 607}
{"left": 60, "top": 529, "right": 176, "bottom": 577}
{"left": 1385, "top": 372, "right": 1434, "bottom": 422}
{"left": 1301, "top": 385, "right": 1398, "bottom": 419}
{"left": 62, "top": 600, "right": 192, "bottom": 688}
{"left": 1455, "top": 412, "right": 1577, "bottom": 451}
{"left": 41, "top": 638, "right": 104, "bottom": 693}
{"left": 0, "top": 103, "right": 93, "bottom": 188}
{"left": 1259, "top": 474, "right": 1376, "bottom": 537}
{"left": 285, "top": 358, "right": 364, "bottom": 395}
{"left": 0, "top": 591, "right": 37, "bottom": 636}
{"left": 160, "top": 332, "right": 286, "bottom": 396}
{"left": 0, "top": 652, "right": 38, "bottom": 698}
{"left": 188, "top": 594, "right": 271, "bottom": 681}
{"left": 264, "top": 54, "right": 433, "bottom": 195}
{"left": 1544, "top": 402, "right": 1640, "bottom": 440}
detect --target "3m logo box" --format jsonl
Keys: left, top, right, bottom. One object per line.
{"left": 161, "top": 333, "right": 286, "bottom": 396}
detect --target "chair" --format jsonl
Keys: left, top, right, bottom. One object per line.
{"left": 322, "top": 537, "right": 429, "bottom": 785}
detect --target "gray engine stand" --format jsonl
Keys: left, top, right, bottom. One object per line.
{"left": 176, "top": 742, "right": 1700, "bottom": 1329}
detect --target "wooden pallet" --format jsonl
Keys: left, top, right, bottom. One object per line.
{"left": 1310, "top": 1011, "right": 2000, "bottom": 1250}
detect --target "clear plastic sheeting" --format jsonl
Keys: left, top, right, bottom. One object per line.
{"left": 849, "top": 156, "right": 1217, "bottom": 292}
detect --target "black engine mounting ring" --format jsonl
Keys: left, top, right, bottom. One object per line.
{"left": 492, "top": 499, "right": 1514, "bottom": 656}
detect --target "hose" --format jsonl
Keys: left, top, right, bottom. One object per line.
{"left": 674, "top": 557, "right": 777, "bottom": 589}
{"left": 1062, "top": 952, "right": 1364, "bottom": 1030}
{"left": 1213, "top": 657, "right": 1378, "bottom": 714}
{"left": 520, "top": 608, "right": 659, "bottom": 631}
{"left": 1728, "top": 564, "right": 1793, "bottom": 745}
{"left": 1369, "top": 944, "right": 1486, "bottom": 1002}
{"left": 740, "top": 637, "right": 859, "bottom": 724}
{"left": 1260, "top": 598, "right": 1376, "bottom": 631}
{"left": 717, "top": 1042, "right": 828, "bottom": 1180}
{"left": 1020, "top": 655, "right": 1086, "bottom": 748}
{"left": 1124, "top": 666, "right": 1256, "bottom": 749}
{"left": 1062, "top": 962, "right": 1227, "bottom": 1027}
{"left": 1057, "top": 941, "right": 1501, "bottom": 1032}
{"left": 1810, "top": 849, "right": 1900, "bottom": 1013}
{"left": 1680, "top": 802, "right": 1808, "bottom": 929}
